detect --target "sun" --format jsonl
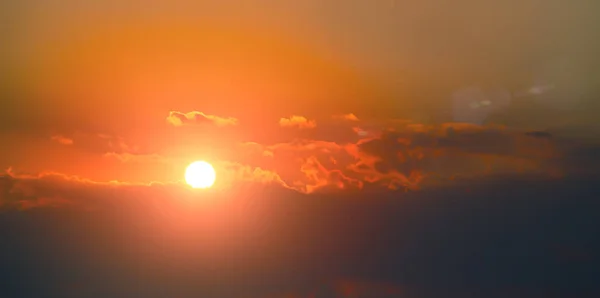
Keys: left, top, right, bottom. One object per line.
{"left": 185, "top": 161, "right": 216, "bottom": 189}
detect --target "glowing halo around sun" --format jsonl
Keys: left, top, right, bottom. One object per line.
{"left": 184, "top": 161, "right": 216, "bottom": 189}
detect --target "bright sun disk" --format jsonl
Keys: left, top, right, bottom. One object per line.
{"left": 185, "top": 161, "right": 216, "bottom": 189}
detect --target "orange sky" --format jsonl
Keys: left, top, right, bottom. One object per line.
{"left": 1, "top": 0, "right": 599, "bottom": 199}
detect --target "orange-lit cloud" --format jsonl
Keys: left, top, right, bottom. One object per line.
{"left": 279, "top": 115, "right": 316, "bottom": 129}
{"left": 226, "top": 122, "right": 563, "bottom": 193}
{"left": 213, "top": 160, "right": 291, "bottom": 191}
{"left": 50, "top": 135, "right": 74, "bottom": 145}
{"left": 166, "top": 111, "right": 239, "bottom": 127}
{"left": 332, "top": 113, "right": 360, "bottom": 121}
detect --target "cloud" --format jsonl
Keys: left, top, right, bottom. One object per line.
{"left": 229, "top": 122, "right": 567, "bottom": 193}
{"left": 166, "top": 111, "right": 239, "bottom": 127}
{"left": 332, "top": 113, "right": 359, "bottom": 121}
{"left": 3, "top": 120, "right": 595, "bottom": 208}
{"left": 103, "top": 152, "right": 166, "bottom": 164}
{"left": 451, "top": 86, "right": 512, "bottom": 125}
{"left": 216, "top": 161, "right": 292, "bottom": 190}
{"left": 40, "top": 116, "right": 574, "bottom": 195}
{"left": 279, "top": 116, "right": 317, "bottom": 129}
{"left": 525, "top": 131, "right": 553, "bottom": 138}
{"left": 350, "top": 123, "right": 562, "bottom": 188}
{"left": 49, "top": 131, "right": 147, "bottom": 156}
{"left": 0, "top": 168, "right": 165, "bottom": 211}
{"left": 237, "top": 139, "right": 363, "bottom": 193}
{"left": 96, "top": 133, "right": 140, "bottom": 152}
{"left": 0, "top": 162, "right": 295, "bottom": 211}
{"left": 50, "top": 135, "right": 74, "bottom": 145}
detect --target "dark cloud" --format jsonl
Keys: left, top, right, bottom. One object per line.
{"left": 525, "top": 131, "right": 553, "bottom": 138}
{"left": 0, "top": 169, "right": 599, "bottom": 297}
{"left": 344, "top": 123, "right": 560, "bottom": 190}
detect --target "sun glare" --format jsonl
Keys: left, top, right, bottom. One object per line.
{"left": 185, "top": 161, "right": 216, "bottom": 189}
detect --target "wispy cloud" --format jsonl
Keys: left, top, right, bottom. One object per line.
{"left": 50, "top": 135, "right": 74, "bottom": 145}
{"left": 166, "top": 111, "right": 239, "bottom": 127}
{"left": 332, "top": 113, "right": 360, "bottom": 121}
